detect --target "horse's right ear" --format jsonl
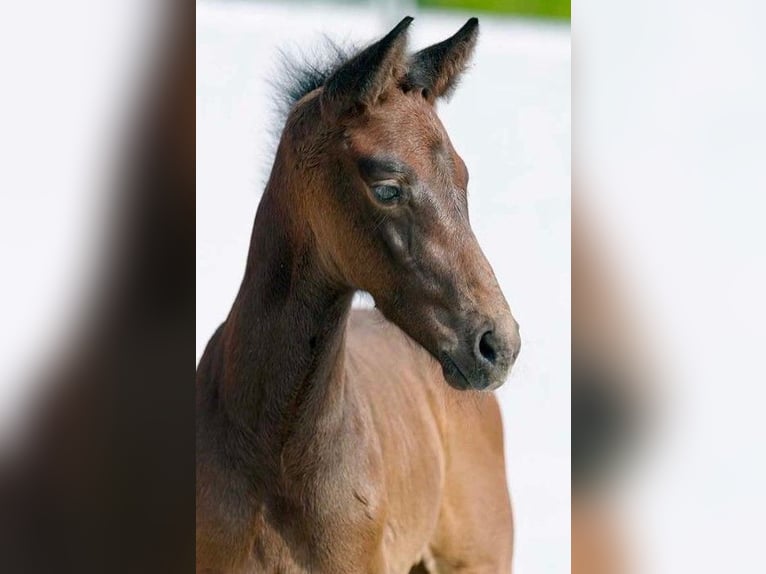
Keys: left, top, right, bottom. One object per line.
{"left": 321, "top": 16, "right": 413, "bottom": 120}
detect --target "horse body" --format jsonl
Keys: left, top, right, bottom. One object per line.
{"left": 197, "top": 311, "right": 511, "bottom": 573}
{"left": 197, "top": 16, "right": 518, "bottom": 573}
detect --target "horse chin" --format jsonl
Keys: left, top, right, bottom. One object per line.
{"left": 438, "top": 351, "right": 509, "bottom": 392}
{"left": 441, "top": 367, "right": 473, "bottom": 391}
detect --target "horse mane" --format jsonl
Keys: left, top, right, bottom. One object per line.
{"left": 271, "top": 38, "right": 358, "bottom": 122}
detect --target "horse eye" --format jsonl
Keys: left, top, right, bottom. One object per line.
{"left": 372, "top": 184, "right": 401, "bottom": 204}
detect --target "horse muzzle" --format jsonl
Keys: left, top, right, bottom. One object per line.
{"left": 439, "top": 317, "right": 521, "bottom": 391}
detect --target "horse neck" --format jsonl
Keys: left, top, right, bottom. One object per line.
{"left": 219, "top": 168, "right": 354, "bottom": 472}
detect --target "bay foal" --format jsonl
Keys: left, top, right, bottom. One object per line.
{"left": 197, "top": 17, "right": 521, "bottom": 573}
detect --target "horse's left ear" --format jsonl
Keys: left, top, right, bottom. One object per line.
{"left": 321, "top": 16, "right": 412, "bottom": 120}
{"left": 406, "top": 17, "right": 479, "bottom": 101}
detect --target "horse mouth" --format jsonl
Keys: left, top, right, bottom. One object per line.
{"left": 438, "top": 349, "right": 510, "bottom": 392}
{"left": 439, "top": 352, "right": 476, "bottom": 391}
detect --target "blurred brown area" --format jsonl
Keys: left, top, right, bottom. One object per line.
{"left": 0, "top": 1, "right": 194, "bottom": 572}
{"left": 572, "top": 498, "right": 627, "bottom": 574}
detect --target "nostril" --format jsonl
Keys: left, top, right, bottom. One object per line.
{"left": 478, "top": 331, "right": 497, "bottom": 364}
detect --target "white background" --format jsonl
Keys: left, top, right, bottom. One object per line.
{"left": 197, "top": 3, "right": 570, "bottom": 573}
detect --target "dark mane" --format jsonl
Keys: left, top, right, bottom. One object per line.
{"left": 272, "top": 39, "right": 357, "bottom": 121}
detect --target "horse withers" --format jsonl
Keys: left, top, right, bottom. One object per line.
{"left": 196, "top": 17, "right": 521, "bottom": 573}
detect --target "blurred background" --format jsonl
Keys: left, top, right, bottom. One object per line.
{"left": 0, "top": 2, "right": 195, "bottom": 572}
{"left": 0, "top": 0, "right": 161, "bottom": 447}
{"left": 197, "top": 1, "right": 570, "bottom": 573}
{"left": 576, "top": 0, "right": 766, "bottom": 573}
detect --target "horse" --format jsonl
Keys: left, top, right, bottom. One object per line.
{"left": 196, "top": 17, "right": 521, "bottom": 573}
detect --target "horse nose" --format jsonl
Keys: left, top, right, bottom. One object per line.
{"left": 474, "top": 326, "right": 520, "bottom": 366}
{"left": 476, "top": 329, "right": 500, "bottom": 365}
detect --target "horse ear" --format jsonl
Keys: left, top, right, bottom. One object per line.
{"left": 407, "top": 17, "right": 479, "bottom": 101}
{"left": 321, "top": 16, "right": 413, "bottom": 119}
